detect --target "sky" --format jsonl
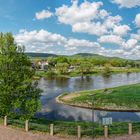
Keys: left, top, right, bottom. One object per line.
{"left": 0, "top": 0, "right": 140, "bottom": 59}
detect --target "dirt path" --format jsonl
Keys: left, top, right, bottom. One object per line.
{"left": 0, "top": 125, "right": 140, "bottom": 140}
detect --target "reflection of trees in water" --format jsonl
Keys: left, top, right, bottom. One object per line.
{"left": 102, "top": 74, "right": 112, "bottom": 84}
{"left": 54, "top": 77, "right": 70, "bottom": 87}
{"left": 73, "top": 76, "right": 94, "bottom": 90}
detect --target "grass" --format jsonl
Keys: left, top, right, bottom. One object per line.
{"left": 1, "top": 116, "right": 140, "bottom": 137}
{"left": 0, "top": 116, "right": 134, "bottom": 137}
{"left": 59, "top": 83, "right": 140, "bottom": 111}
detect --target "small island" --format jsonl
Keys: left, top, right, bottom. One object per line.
{"left": 57, "top": 83, "right": 140, "bottom": 112}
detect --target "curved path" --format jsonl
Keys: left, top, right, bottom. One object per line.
{"left": 0, "top": 125, "right": 140, "bottom": 140}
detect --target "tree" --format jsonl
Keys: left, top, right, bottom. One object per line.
{"left": 103, "top": 63, "right": 112, "bottom": 76}
{"left": 77, "top": 61, "right": 93, "bottom": 76}
{"left": 0, "top": 33, "right": 41, "bottom": 120}
{"left": 56, "top": 63, "right": 69, "bottom": 74}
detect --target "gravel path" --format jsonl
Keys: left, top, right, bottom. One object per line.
{"left": 0, "top": 125, "right": 140, "bottom": 140}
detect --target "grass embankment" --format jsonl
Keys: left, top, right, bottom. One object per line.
{"left": 58, "top": 83, "right": 140, "bottom": 111}
{"left": 3, "top": 116, "right": 140, "bottom": 137}
{"left": 34, "top": 67, "right": 140, "bottom": 79}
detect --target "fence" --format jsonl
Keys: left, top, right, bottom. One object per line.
{"left": 2, "top": 116, "right": 140, "bottom": 139}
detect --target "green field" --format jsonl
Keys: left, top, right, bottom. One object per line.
{"left": 58, "top": 83, "right": 140, "bottom": 111}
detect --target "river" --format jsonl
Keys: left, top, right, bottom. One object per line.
{"left": 35, "top": 72, "right": 140, "bottom": 123}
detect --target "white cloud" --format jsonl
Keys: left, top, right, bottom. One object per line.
{"left": 55, "top": 0, "right": 110, "bottom": 36}
{"left": 123, "top": 39, "right": 138, "bottom": 49}
{"left": 111, "top": 0, "right": 140, "bottom": 8}
{"left": 14, "top": 29, "right": 140, "bottom": 59}
{"left": 72, "top": 22, "right": 108, "bottom": 36}
{"left": 135, "top": 14, "right": 140, "bottom": 27}
{"left": 15, "top": 29, "right": 67, "bottom": 52}
{"left": 98, "top": 35, "right": 124, "bottom": 46}
{"left": 15, "top": 29, "right": 102, "bottom": 54}
{"left": 65, "top": 39, "right": 101, "bottom": 48}
{"left": 56, "top": 1, "right": 103, "bottom": 25}
{"left": 131, "top": 30, "right": 140, "bottom": 41}
{"left": 55, "top": 0, "right": 130, "bottom": 37}
{"left": 35, "top": 10, "right": 53, "bottom": 20}
{"left": 113, "top": 25, "right": 131, "bottom": 36}
{"left": 98, "top": 34, "right": 139, "bottom": 53}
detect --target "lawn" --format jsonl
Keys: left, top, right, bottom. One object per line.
{"left": 58, "top": 83, "right": 140, "bottom": 111}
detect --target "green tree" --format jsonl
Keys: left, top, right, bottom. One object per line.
{"left": 0, "top": 33, "right": 41, "bottom": 120}
{"left": 77, "top": 62, "right": 93, "bottom": 76}
{"left": 103, "top": 63, "right": 112, "bottom": 76}
{"left": 56, "top": 63, "right": 69, "bottom": 74}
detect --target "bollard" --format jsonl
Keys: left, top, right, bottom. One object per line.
{"left": 4, "top": 116, "right": 7, "bottom": 126}
{"left": 128, "top": 123, "right": 132, "bottom": 135}
{"left": 77, "top": 126, "right": 81, "bottom": 139}
{"left": 50, "top": 124, "right": 54, "bottom": 136}
{"left": 25, "top": 120, "right": 29, "bottom": 132}
{"left": 104, "top": 125, "right": 108, "bottom": 138}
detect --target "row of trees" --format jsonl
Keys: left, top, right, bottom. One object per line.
{"left": 33, "top": 56, "right": 140, "bottom": 76}
{"left": 47, "top": 56, "right": 140, "bottom": 68}
{"left": 0, "top": 33, "right": 41, "bottom": 120}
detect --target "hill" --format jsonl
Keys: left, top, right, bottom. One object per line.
{"left": 25, "top": 52, "right": 57, "bottom": 58}
{"left": 25, "top": 52, "right": 140, "bottom": 62}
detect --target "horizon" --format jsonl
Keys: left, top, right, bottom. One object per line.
{"left": 26, "top": 52, "right": 140, "bottom": 60}
{"left": 0, "top": 0, "right": 140, "bottom": 59}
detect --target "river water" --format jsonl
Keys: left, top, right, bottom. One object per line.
{"left": 35, "top": 72, "right": 140, "bottom": 123}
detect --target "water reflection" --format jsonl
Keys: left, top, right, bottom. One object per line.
{"left": 36, "top": 72, "right": 140, "bottom": 122}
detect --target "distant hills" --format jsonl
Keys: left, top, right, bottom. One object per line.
{"left": 25, "top": 52, "right": 139, "bottom": 61}
{"left": 26, "top": 52, "right": 110, "bottom": 58}
{"left": 25, "top": 53, "right": 57, "bottom": 58}
{"left": 71, "top": 53, "right": 109, "bottom": 59}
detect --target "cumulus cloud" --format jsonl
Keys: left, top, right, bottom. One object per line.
{"left": 113, "top": 25, "right": 131, "bottom": 36}
{"left": 123, "top": 39, "right": 138, "bottom": 49}
{"left": 14, "top": 29, "right": 140, "bottom": 59}
{"left": 56, "top": 1, "right": 103, "bottom": 25}
{"left": 65, "top": 39, "right": 101, "bottom": 48}
{"left": 98, "top": 34, "right": 139, "bottom": 51}
{"left": 22, "top": 0, "right": 140, "bottom": 59}
{"left": 35, "top": 10, "right": 53, "bottom": 20}
{"left": 98, "top": 35, "right": 124, "bottom": 46}
{"left": 131, "top": 30, "right": 140, "bottom": 41}
{"left": 111, "top": 0, "right": 140, "bottom": 8}
{"left": 15, "top": 29, "right": 102, "bottom": 54}
{"left": 55, "top": 0, "right": 130, "bottom": 36}
{"left": 15, "top": 29, "right": 67, "bottom": 52}
{"left": 135, "top": 14, "right": 140, "bottom": 27}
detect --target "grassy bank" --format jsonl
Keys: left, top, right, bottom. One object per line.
{"left": 35, "top": 67, "right": 140, "bottom": 79}
{"left": 58, "top": 83, "right": 140, "bottom": 111}
{"left": 2, "top": 116, "right": 140, "bottom": 137}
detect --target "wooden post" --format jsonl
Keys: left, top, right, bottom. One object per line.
{"left": 25, "top": 120, "right": 29, "bottom": 132}
{"left": 50, "top": 124, "right": 54, "bottom": 136}
{"left": 128, "top": 123, "right": 132, "bottom": 135}
{"left": 4, "top": 116, "right": 7, "bottom": 126}
{"left": 104, "top": 125, "right": 108, "bottom": 138}
{"left": 77, "top": 126, "right": 81, "bottom": 139}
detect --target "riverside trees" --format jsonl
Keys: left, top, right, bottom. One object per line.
{"left": 0, "top": 33, "right": 41, "bottom": 120}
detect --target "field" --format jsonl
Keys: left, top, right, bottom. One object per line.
{"left": 58, "top": 83, "right": 140, "bottom": 111}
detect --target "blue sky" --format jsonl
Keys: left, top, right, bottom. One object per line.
{"left": 0, "top": 0, "right": 140, "bottom": 59}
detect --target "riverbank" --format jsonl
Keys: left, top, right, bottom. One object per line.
{"left": 34, "top": 67, "right": 140, "bottom": 79}
{"left": 57, "top": 83, "right": 140, "bottom": 112}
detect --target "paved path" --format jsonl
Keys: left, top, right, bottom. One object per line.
{"left": 0, "top": 125, "right": 140, "bottom": 140}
